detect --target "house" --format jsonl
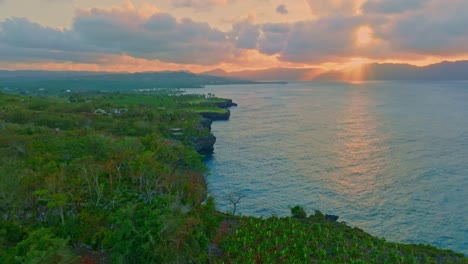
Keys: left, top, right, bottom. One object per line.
{"left": 94, "top": 109, "right": 107, "bottom": 115}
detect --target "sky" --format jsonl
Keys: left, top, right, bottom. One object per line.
{"left": 1, "top": 0, "right": 468, "bottom": 73}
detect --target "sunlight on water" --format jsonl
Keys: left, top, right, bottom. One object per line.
{"left": 331, "top": 86, "right": 389, "bottom": 200}
{"left": 190, "top": 81, "right": 468, "bottom": 254}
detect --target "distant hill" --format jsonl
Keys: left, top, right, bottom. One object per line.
{"left": 0, "top": 70, "right": 257, "bottom": 94}
{"left": 315, "top": 61, "right": 468, "bottom": 81}
{"left": 203, "top": 67, "right": 322, "bottom": 81}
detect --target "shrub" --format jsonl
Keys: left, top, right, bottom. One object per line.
{"left": 290, "top": 205, "right": 307, "bottom": 219}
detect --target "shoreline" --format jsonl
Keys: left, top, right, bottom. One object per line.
{"left": 201, "top": 98, "right": 467, "bottom": 258}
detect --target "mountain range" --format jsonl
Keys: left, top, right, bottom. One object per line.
{"left": 204, "top": 61, "right": 468, "bottom": 82}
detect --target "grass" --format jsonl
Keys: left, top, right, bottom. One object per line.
{"left": 194, "top": 108, "right": 230, "bottom": 114}
{"left": 210, "top": 211, "right": 467, "bottom": 263}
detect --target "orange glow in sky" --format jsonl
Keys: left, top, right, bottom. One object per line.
{"left": 341, "top": 58, "right": 371, "bottom": 83}
{"left": 0, "top": 0, "right": 467, "bottom": 74}
{"left": 356, "top": 26, "right": 373, "bottom": 47}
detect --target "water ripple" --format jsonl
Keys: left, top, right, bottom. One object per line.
{"left": 193, "top": 81, "right": 468, "bottom": 254}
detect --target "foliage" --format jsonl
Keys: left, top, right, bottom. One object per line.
{"left": 0, "top": 91, "right": 465, "bottom": 263}
{"left": 0, "top": 228, "right": 79, "bottom": 264}
{"left": 0, "top": 92, "right": 224, "bottom": 263}
{"left": 290, "top": 205, "right": 307, "bottom": 219}
{"left": 211, "top": 215, "right": 467, "bottom": 263}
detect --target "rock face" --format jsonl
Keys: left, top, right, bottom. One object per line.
{"left": 198, "top": 110, "right": 230, "bottom": 121}
{"left": 191, "top": 133, "right": 216, "bottom": 155}
{"left": 199, "top": 118, "right": 213, "bottom": 131}
{"left": 214, "top": 99, "right": 238, "bottom": 108}
{"left": 325, "top": 214, "right": 339, "bottom": 222}
{"left": 191, "top": 99, "right": 236, "bottom": 154}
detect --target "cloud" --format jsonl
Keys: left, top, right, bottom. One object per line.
{"left": 0, "top": 17, "right": 101, "bottom": 63}
{"left": 270, "top": 16, "right": 367, "bottom": 63}
{"left": 363, "top": 0, "right": 426, "bottom": 14}
{"left": 172, "top": 0, "right": 236, "bottom": 9}
{"left": 258, "top": 23, "right": 290, "bottom": 55}
{"left": 370, "top": 0, "right": 468, "bottom": 57}
{"left": 228, "top": 20, "right": 260, "bottom": 49}
{"left": 276, "top": 4, "right": 288, "bottom": 15}
{"left": 73, "top": 9, "right": 235, "bottom": 64}
{"left": 305, "top": 0, "right": 360, "bottom": 16}
{"left": 2, "top": 0, "right": 468, "bottom": 68}
{"left": 0, "top": 6, "right": 237, "bottom": 65}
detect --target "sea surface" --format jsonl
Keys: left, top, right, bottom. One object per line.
{"left": 188, "top": 81, "right": 468, "bottom": 254}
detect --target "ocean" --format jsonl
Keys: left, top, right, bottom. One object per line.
{"left": 188, "top": 81, "right": 468, "bottom": 254}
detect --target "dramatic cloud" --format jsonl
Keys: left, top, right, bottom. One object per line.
{"left": 267, "top": 16, "right": 367, "bottom": 63}
{"left": 370, "top": 0, "right": 468, "bottom": 57}
{"left": 0, "top": 7, "right": 239, "bottom": 65}
{"left": 1, "top": 18, "right": 83, "bottom": 51}
{"left": 276, "top": 4, "right": 288, "bottom": 15}
{"left": 0, "top": 17, "right": 100, "bottom": 63}
{"left": 74, "top": 9, "right": 237, "bottom": 64}
{"left": 1, "top": 0, "right": 468, "bottom": 69}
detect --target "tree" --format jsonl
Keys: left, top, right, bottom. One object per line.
{"left": 226, "top": 191, "right": 245, "bottom": 216}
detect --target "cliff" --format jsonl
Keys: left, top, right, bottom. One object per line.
{"left": 191, "top": 99, "right": 236, "bottom": 154}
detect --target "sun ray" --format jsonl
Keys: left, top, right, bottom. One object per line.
{"left": 342, "top": 57, "right": 371, "bottom": 83}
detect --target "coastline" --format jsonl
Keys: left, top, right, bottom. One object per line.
{"left": 200, "top": 97, "right": 468, "bottom": 260}
{"left": 0, "top": 91, "right": 465, "bottom": 262}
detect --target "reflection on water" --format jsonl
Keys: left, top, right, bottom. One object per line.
{"left": 190, "top": 82, "right": 468, "bottom": 254}
{"left": 332, "top": 86, "right": 389, "bottom": 201}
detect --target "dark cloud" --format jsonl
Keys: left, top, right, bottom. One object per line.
{"left": 73, "top": 10, "right": 233, "bottom": 65}
{"left": 276, "top": 4, "right": 288, "bottom": 15}
{"left": 258, "top": 23, "right": 290, "bottom": 55}
{"left": 1, "top": 0, "right": 468, "bottom": 66}
{"left": 377, "top": 2, "right": 468, "bottom": 56}
{"left": 0, "top": 9, "right": 236, "bottom": 65}
{"left": 384, "top": 8, "right": 468, "bottom": 55}
{"left": 275, "top": 16, "right": 365, "bottom": 63}
{"left": 229, "top": 21, "right": 260, "bottom": 49}
{"left": 0, "top": 18, "right": 82, "bottom": 51}
{"left": 363, "top": 0, "right": 426, "bottom": 14}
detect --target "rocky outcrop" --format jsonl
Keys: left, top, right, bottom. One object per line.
{"left": 214, "top": 99, "right": 238, "bottom": 108}
{"left": 198, "top": 110, "right": 230, "bottom": 121}
{"left": 325, "top": 214, "right": 339, "bottom": 222}
{"left": 199, "top": 118, "right": 213, "bottom": 131}
{"left": 191, "top": 133, "right": 216, "bottom": 155}
{"left": 191, "top": 99, "right": 236, "bottom": 154}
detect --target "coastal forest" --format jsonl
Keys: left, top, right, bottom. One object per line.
{"left": 0, "top": 90, "right": 466, "bottom": 263}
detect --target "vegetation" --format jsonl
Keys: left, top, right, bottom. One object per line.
{"left": 0, "top": 90, "right": 466, "bottom": 263}
{"left": 210, "top": 208, "right": 467, "bottom": 263}
{"left": 0, "top": 91, "right": 226, "bottom": 263}
{"left": 0, "top": 70, "right": 257, "bottom": 96}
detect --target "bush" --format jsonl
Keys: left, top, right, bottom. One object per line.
{"left": 290, "top": 205, "right": 307, "bottom": 219}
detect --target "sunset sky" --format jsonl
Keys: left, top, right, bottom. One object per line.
{"left": 1, "top": 0, "right": 468, "bottom": 73}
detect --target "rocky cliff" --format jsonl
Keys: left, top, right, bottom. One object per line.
{"left": 191, "top": 99, "right": 236, "bottom": 154}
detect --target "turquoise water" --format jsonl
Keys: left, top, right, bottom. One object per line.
{"left": 189, "top": 81, "right": 468, "bottom": 254}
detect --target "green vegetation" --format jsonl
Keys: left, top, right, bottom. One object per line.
{"left": 0, "top": 70, "right": 257, "bottom": 96}
{"left": 0, "top": 92, "right": 226, "bottom": 263}
{"left": 211, "top": 208, "right": 467, "bottom": 263}
{"left": 0, "top": 91, "right": 466, "bottom": 263}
